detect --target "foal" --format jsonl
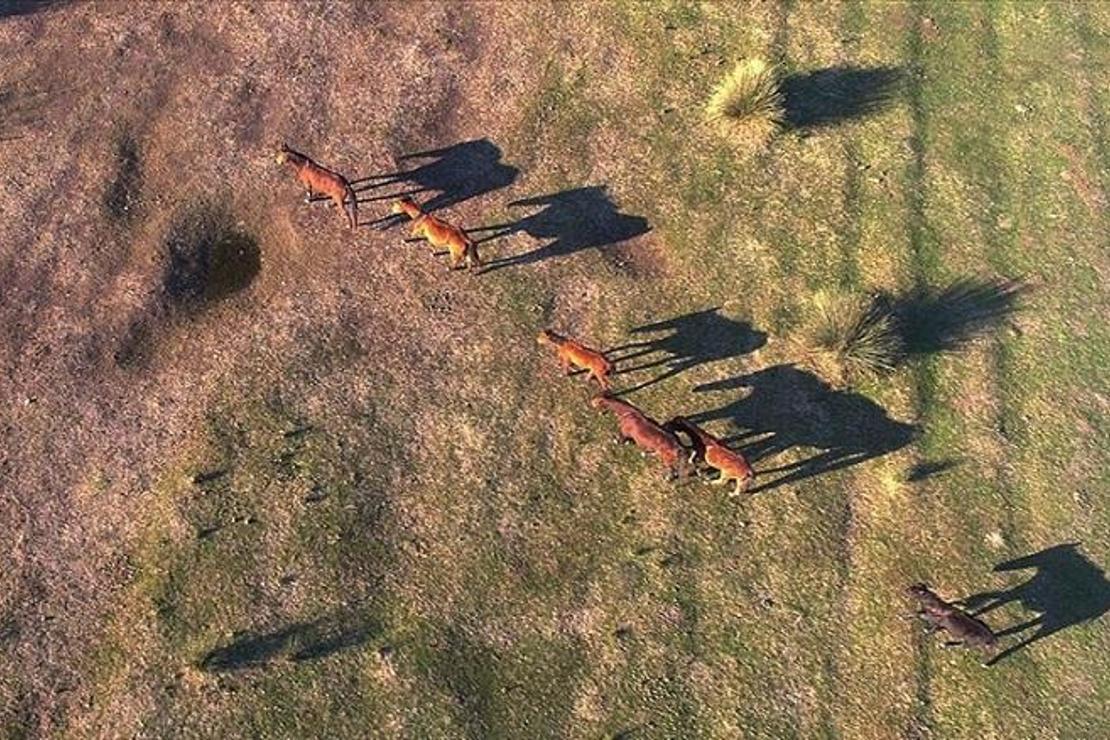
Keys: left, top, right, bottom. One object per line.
{"left": 276, "top": 143, "right": 358, "bottom": 230}
{"left": 664, "top": 416, "right": 754, "bottom": 496}
{"left": 536, "top": 329, "right": 613, "bottom": 389}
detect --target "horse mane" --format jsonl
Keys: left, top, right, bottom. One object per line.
{"left": 281, "top": 145, "right": 310, "bottom": 167}
{"left": 668, "top": 416, "right": 713, "bottom": 445}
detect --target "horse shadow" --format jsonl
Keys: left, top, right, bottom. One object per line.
{"left": 350, "top": 138, "right": 519, "bottom": 219}
{"left": 0, "top": 0, "right": 62, "bottom": 20}
{"left": 782, "top": 65, "right": 903, "bottom": 130}
{"left": 958, "top": 543, "right": 1110, "bottom": 666}
{"left": 199, "top": 613, "right": 380, "bottom": 672}
{"left": 690, "top": 364, "right": 917, "bottom": 493}
{"left": 605, "top": 308, "right": 767, "bottom": 394}
{"left": 470, "top": 185, "right": 650, "bottom": 273}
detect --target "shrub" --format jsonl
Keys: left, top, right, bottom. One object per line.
{"left": 705, "top": 58, "right": 785, "bottom": 149}
{"left": 804, "top": 291, "right": 902, "bottom": 383}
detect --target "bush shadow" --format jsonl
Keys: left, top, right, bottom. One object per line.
{"left": 959, "top": 543, "right": 1110, "bottom": 666}
{"left": 782, "top": 65, "right": 903, "bottom": 130}
{"left": 161, "top": 205, "right": 260, "bottom": 309}
{"left": 691, "top": 364, "right": 917, "bottom": 493}
{"left": 880, "top": 277, "right": 1026, "bottom": 358}
{"left": 606, "top": 308, "right": 767, "bottom": 393}
{"left": 200, "top": 614, "right": 380, "bottom": 672}
{"left": 114, "top": 203, "right": 260, "bottom": 368}
{"left": 470, "top": 185, "right": 650, "bottom": 273}
{"left": 351, "top": 138, "right": 518, "bottom": 218}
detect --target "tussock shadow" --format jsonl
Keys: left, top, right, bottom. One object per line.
{"left": 472, "top": 186, "right": 650, "bottom": 273}
{"left": 607, "top": 308, "right": 767, "bottom": 393}
{"left": 959, "top": 544, "right": 1110, "bottom": 666}
{"left": 881, "top": 277, "right": 1026, "bottom": 357}
{"left": 906, "top": 458, "right": 960, "bottom": 482}
{"left": 200, "top": 614, "right": 379, "bottom": 672}
{"left": 692, "top": 364, "right": 917, "bottom": 493}
{"left": 350, "top": 138, "right": 518, "bottom": 217}
{"left": 783, "top": 66, "right": 902, "bottom": 130}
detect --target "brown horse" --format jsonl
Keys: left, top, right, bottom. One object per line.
{"left": 276, "top": 143, "right": 357, "bottom": 229}
{"left": 906, "top": 583, "right": 997, "bottom": 662}
{"left": 537, "top": 329, "right": 612, "bottom": 389}
{"left": 664, "top": 416, "right": 754, "bottom": 496}
{"left": 392, "top": 197, "right": 481, "bottom": 270}
{"left": 591, "top": 394, "right": 690, "bottom": 480}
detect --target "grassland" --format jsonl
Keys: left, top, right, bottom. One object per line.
{"left": 1, "top": 1, "right": 1108, "bottom": 738}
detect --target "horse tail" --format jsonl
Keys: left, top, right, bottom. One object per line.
{"left": 344, "top": 184, "right": 357, "bottom": 229}
{"left": 600, "top": 352, "right": 614, "bottom": 376}
{"left": 466, "top": 236, "right": 482, "bottom": 268}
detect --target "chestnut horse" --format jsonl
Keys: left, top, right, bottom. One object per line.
{"left": 276, "top": 143, "right": 357, "bottom": 229}
{"left": 664, "top": 416, "right": 754, "bottom": 496}
{"left": 392, "top": 197, "right": 481, "bottom": 270}
{"left": 537, "top": 329, "right": 612, "bottom": 389}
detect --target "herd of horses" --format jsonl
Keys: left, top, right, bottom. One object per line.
{"left": 275, "top": 142, "right": 1002, "bottom": 664}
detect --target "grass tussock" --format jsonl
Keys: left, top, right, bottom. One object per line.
{"left": 803, "top": 291, "right": 902, "bottom": 384}
{"left": 705, "top": 58, "right": 784, "bottom": 149}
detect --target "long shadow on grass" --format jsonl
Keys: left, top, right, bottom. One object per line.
{"left": 957, "top": 543, "right": 1110, "bottom": 666}
{"left": 691, "top": 364, "right": 917, "bottom": 493}
{"left": 0, "top": 85, "right": 49, "bottom": 140}
{"left": 606, "top": 308, "right": 767, "bottom": 394}
{"left": 348, "top": 138, "right": 518, "bottom": 221}
{"left": 880, "top": 277, "right": 1026, "bottom": 358}
{"left": 0, "top": 1, "right": 63, "bottom": 20}
{"left": 200, "top": 614, "right": 380, "bottom": 672}
{"left": 468, "top": 185, "right": 650, "bottom": 273}
{"left": 783, "top": 65, "right": 903, "bottom": 130}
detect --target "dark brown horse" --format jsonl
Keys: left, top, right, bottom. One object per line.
{"left": 906, "top": 583, "right": 997, "bottom": 662}
{"left": 591, "top": 394, "right": 690, "bottom": 481}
